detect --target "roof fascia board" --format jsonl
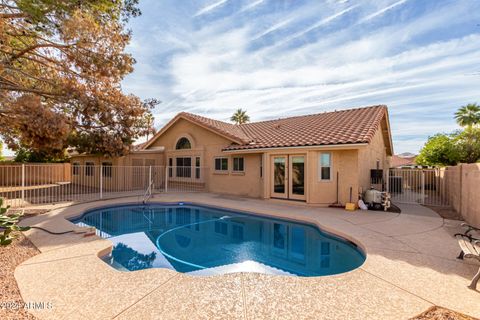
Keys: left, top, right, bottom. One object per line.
{"left": 222, "top": 143, "right": 368, "bottom": 154}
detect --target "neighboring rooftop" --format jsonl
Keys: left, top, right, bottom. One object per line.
{"left": 145, "top": 105, "right": 392, "bottom": 154}
{"left": 397, "top": 152, "right": 417, "bottom": 158}
{"left": 391, "top": 154, "right": 417, "bottom": 168}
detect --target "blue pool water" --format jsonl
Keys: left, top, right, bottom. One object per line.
{"left": 71, "top": 203, "right": 365, "bottom": 277}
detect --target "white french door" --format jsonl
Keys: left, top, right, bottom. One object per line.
{"left": 271, "top": 155, "right": 305, "bottom": 201}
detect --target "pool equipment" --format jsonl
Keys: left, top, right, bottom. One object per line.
{"left": 363, "top": 188, "right": 391, "bottom": 211}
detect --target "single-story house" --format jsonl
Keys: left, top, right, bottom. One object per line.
{"left": 70, "top": 105, "right": 393, "bottom": 205}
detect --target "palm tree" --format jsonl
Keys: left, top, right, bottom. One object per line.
{"left": 145, "top": 113, "right": 155, "bottom": 140}
{"left": 230, "top": 108, "right": 250, "bottom": 125}
{"left": 455, "top": 103, "right": 480, "bottom": 128}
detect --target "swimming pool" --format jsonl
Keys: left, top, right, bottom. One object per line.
{"left": 72, "top": 203, "right": 365, "bottom": 277}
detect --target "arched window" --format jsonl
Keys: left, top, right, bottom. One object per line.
{"left": 175, "top": 137, "right": 191, "bottom": 150}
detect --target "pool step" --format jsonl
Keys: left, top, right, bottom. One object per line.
{"left": 187, "top": 260, "right": 295, "bottom": 276}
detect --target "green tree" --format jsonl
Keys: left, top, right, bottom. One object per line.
{"left": 0, "top": 0, "right": 158, "bottom": 157}
{"left": 416, "top": 134, "right": 460, "bottom": 166}
{"left": 230, "top": 108, "right": 250, "bottom": 125}
{"left": 455, "top": 127, "right": 480, "bottom": 163}
{"left": 454, "top": 103, "right": 480, "bottom": 128}
{"left": 14, "top": 147, "right": 67, "bottom": 163}
{"left": 417, "top": 130, "right": 480, "bottom": 166}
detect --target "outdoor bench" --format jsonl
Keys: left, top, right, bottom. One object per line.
{"left": 455, "top": 223, "right": 480, "bottom": 290}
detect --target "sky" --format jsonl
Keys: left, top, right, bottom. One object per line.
{"left": 122, "top": 0, "right": 480, "bottom": 154}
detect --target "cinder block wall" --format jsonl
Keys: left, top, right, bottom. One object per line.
{"left": 444, "top": 163, "right": 480, "bottom": 228}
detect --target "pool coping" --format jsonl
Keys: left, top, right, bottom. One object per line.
{"left": 15, "top": 193, "right": 480, "bottom": 319}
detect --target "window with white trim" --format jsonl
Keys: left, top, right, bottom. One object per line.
{"left": 319, "top": 153, "right": 331, "bottom": 181}
{"left": 195, "top": 157, "right": 201, "bottom": 179}
{"left": 214, "top": 157, "right": 228, "bottom": 171}
{"left": 176, "top": 157, "right": 192, "bottom": 178}
{"left": 232, "top": 157, "right": 244, "bottom": 172}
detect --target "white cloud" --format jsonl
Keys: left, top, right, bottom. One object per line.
{"left": 194, "top": 0, "right": 229, "bottom": 17}
{"left": 122, "top": 0, "right": 480, "bottom": 153}
{"left": 251, "top": 17, "right": 296, "bottom": 40}
{"left": 275, "top": 5, "right": 359, "bottom": 46}
{"left": 359, "top": 0, "right": 409, "bottom": 23}
{"left": 240, "top": 0, "right": 265, "bottom": 12}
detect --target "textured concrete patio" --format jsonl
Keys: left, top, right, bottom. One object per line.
{"left": 15, "top": 193, "right": 480, "bottom": 319}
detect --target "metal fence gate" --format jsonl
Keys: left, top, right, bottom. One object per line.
{"left": 387, "top": 168, "right": 449, "bottom": 206}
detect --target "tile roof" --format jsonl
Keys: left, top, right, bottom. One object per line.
{"left": 179, "top": 112, "right": 251, "bottom": 144}
{"left": 225, "top": 105, "right": 388, "bottom": 151}
{"left": 391, "top": 155, "right": 417, "bottom": 168}
{"left": 145, "top": 105, "right": 390, "bottom": 152}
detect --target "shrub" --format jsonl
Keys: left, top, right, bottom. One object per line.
{"left": 0, "top": 199, "right": 30, "bottom": 246}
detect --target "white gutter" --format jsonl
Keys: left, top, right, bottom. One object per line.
{"left": 222, "top": 143, "right": 369, "bottom": 154}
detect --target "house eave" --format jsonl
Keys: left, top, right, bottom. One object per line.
{"left": 222, "top": 143, "right": 369, "bottom": 154}
{"left": 131, "top": 146, "right": 165, "bottom": 154}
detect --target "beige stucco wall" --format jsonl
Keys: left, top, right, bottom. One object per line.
{"left": 149, "top": 118, "right": 263, "bottom": 198}
{"left": 357, "top": 127, "right": 390, "bottom": 194}
{"left": 307, "top": 149, "right": 359, "bottom": 205}
{"left": 70, "top": 153, "right": 164, "bottom": 167}
{"left": 260, "top": 148, "right": 360, "bottom": 205}
{"left": 69, "top": 152, "right": 164, "bottom": 191}
{"left": 307, "top": 149, "right": 358, "bottom": 205}
{"left": 208, "top": 153, "right": 263, "bottom": 197}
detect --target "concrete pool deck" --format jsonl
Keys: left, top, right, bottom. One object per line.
{"left": 15, "top": 193, "right": 480, "bottom": 319}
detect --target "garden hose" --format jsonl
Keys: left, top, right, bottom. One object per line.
{"left": 28, "top": 226, "right": 75, "bottom": 235}
{"left": 1, "top": 226, "right": 91, "bottom": 235}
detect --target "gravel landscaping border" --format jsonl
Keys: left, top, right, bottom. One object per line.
{"left": 411, "top": 306, "right": 478, "bottom": 320}
{"left": 0, "top": 233, "right": 39, "bottom": 319}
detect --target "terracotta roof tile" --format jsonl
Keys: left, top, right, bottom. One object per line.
{"left": 391, "top": 155, "right": 417, "bottom": 167}
{"left": 224, "top": 105, "right": 388, "bottom": 150}
{"left": 179, "top": 112, "right": 252, "bottom": 144}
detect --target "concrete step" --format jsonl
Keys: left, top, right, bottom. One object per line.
{"left": 187, "top": 260, "right": 295, "bottom": 276}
